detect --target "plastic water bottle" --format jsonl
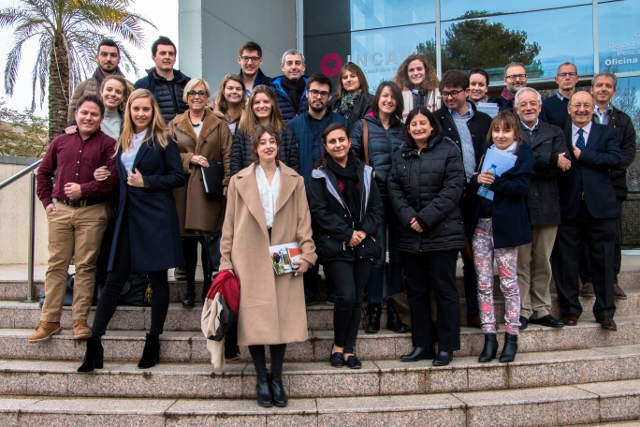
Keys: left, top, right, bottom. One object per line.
{"left": 477, "top": 164, "right": 497, "bottom": 198}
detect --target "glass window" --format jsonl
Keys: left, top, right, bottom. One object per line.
{"left": 351, "top": 23, "right": 436, "bottom": 92}
{"left": 305, "top": 0, "right": 350, "bottom": 37}
{"left": 441, "top": 1, "right": 591, "bottom": 21}
{"left": 598, "top": 0, "right": 640, "bottom": 73}
{"left": 613, "top": 77, "right": 640, "bottom": 192}
{"left": 439, "top": 6, "right": 593, "bottom": 83}
{"left": 351, "top": 0, "right": 435, "bottom": 31}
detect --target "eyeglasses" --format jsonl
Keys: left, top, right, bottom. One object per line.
{"left": 240, "top": 56, "right": 261, "bottom": 63}
{"left": 505, "top": 74, "right": 527, "bottom": 81}
{"left": 187, "top": 90, "right": 207, "bottom": 97}
{"left": 308, "top": 89, "right": 330, "bottom": 97}
{"left": 441, "top": 89, "right": 465, "bottom": 98}
{"left": 557, "top": 72, "right": 578, "bottom": 78}
{"left": 569, "top": 103, "right": 593, "bottom": 109}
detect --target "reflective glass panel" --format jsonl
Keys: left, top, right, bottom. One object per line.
{"left": 351, "top": 0, "right": 435, "bottom": 31}
{"left": 440, "top": 6, "right": 593, "bottom": 82}
{"left": 598, "top": 0, "right": 640, "bottom": 73}
{"left": 615, "top": 77, "right": 640, "bottom": 191}
{"left": 351, "top": 23, "right": 436, "bottom": 92}
{"left": 441, "top": 1, "right": 591, "bottom": 21}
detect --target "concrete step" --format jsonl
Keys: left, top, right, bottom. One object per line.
{"left": 1, "top": 289, "right": 638, "bottom": 332}
{"left": 1, "top": 316, "right": 639, "bottom": 363}
{"left": 0, "top": 379, "right": 638, "bottom": 426}
{"left": 0, "top": 344, "right": 638, "bottom": 400}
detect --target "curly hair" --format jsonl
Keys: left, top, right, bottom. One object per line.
{"left": 393, "top": 54, "right": 439, "bottom": 92}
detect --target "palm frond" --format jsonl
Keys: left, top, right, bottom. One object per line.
{"left": 4, "top": 22, "right": 44, "bottom": 94}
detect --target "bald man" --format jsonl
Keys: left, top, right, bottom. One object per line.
{"left": 551, "top": 91, "right": 621, "bottom": 331}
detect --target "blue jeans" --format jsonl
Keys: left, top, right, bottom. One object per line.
{"left": 368, "top": 197, "right": 403, "bottom": 304}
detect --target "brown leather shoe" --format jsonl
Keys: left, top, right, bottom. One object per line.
{"left": 613, "top": 284, "right": 627, "bottom": 300}
{"left": 561, "top": 313, "right": 578, "bottom": 326}
{"left": 597, "top": 316, "right": 617, "bottom": 331}
{"left": 27, "top": 321, "right": 62, "bottom": 343}
{"left": 72, "top": 320, "right": 92, "bottom": 340}
{"left": 467, "top": 315, "right": 482, "bottom": 329}
{"left": 579, "top": 282, "right": 595, "bottom": 298}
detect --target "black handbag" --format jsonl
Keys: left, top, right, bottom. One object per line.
{"left": 203, "top": 201, "right": 226, "bottom": 272}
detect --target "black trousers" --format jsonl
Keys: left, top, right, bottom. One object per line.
{"left": 91, "top": 214, "right": 170, "bottom": 337}
{"left": 462, "top": 256, "right": 479, "bottom": 318}
{"left": 401, "top": 250, "right": 461, "bottom": 352}
{"left": 324, "top": 260, "right": 372, "bottom": 354}
{"left": 552, "top": 202, "right": 616, "bottom": 319}
{"left": 248, "top": 344, "right": 287, "bottom": 377}
{"left": 579, "top": 198, "right": 623, "bottom": 284}
{"left": 182, "top": 235, "right": 211, "bottom": 293}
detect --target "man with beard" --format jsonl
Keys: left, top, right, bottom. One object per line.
{"left": 67, "top": 39, "right": 131, "bottom": 124}
{"left": 288, "top": 73, "right": 348, "bottom": 304}
{"left": 495, "top": 62, "right": 528, "bottom": 112}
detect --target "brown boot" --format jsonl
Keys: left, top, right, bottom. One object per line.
{"left": 72, "top": 320, "right": 92, "bottom": 340}
{"left": 613, "top": 283, "right": 627, "bottom": 300}
{"left": 27, "top": 321, "right": 62, "bottom": 343}
{"left": 579, "top": 282, "right": 595, "bottom": 298}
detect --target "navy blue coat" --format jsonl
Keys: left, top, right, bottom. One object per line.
{"left": 109, "top": 135, "right": 186, "bottom": 272}
{"left": 270, "top": 76, "right": 309, "bottom": 122}
{"left": 559, "top": 123, "right": 621, "bottom": 219}
{"left": 466, "top": 143, "right": 536, "bottom": 249}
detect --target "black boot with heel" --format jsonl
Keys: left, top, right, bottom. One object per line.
{"left": 478, "top": 333, "right": 498, "bottom": 363}
{"left": 138, "top": 333, "right": 160, "bottom": 369}
{"left": 77, "top": 336, "right": 104, "bottom": 372}
{"left": 499, "top": 333, "right": 518, "bottom": 363}
{"left": 365, "top": 303, "right": 381, "bottom": 333}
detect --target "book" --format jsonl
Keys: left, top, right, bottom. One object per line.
{"left": 202, "top": 160, "right": 224, "bottom": 196}
{"left": 268, "top": 242, "right": 302, "bottom": 275}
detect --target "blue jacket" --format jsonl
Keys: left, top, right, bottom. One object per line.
{"left": 270, "top": 76, "right": 309, "bottom": 122}
{"left": 466, "top": 143, "right": 536, "bottom": 249}
{"left": 109, "top": 135, "right": 185, "bottom": 272}
{"left": 287, "top": 111, "right": 348, "bottom": 186}
{"left": 559, "top": 123, "right": 621, "bottom": 219}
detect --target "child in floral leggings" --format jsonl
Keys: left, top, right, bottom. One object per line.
{"left": 467, "top": 111, "right": 535, "bottom": 364}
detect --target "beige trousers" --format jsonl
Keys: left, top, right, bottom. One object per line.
{"left": 41, "top": 202, "right": 108, "bottom": 322}
{"left": 517, "top": 225, "right": 558, "bottom": 319}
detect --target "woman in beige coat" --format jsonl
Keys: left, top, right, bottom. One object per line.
{"left": 169, "top": 78, "right": 232, "bottom": 307}
{"left": 219, "top": 124, "right": 316, "bottom": 408}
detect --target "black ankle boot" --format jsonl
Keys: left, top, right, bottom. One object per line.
{"left": 270, "top": 373, "right": 288, "bottom": 407}
{"left": 182, "top": 290, "right": 195, "bottom": 308}
{"left": 387, "top": 301, "right": 408, "bottom": 333}
{"left": 78, "top": 336, "right": 103, "bottom": 372}
{"left": 138, "top": 333, "right": 160, "bottom": 369}
{"left": 365, "top": 303, "right": 381, "bottom": 333}
{"left": 499, "top": 333, "right": 518, "bottom": 363}
{"left": 256, "top": 372, "right": 273, "bottom": 407}
{"left": 478, "top": 333, "right": 498, "bottom": 363}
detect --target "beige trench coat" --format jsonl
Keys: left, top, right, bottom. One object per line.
{"left": 169, "top": 109, "right": 232, "bottom": 234}
{"left": 219, "top": 163, "right": 317, "bottom": 346}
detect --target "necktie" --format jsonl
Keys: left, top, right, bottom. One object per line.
{"left": 576, "top": 128, "right": 586, "bottom": 150}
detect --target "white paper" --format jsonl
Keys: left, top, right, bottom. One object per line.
{"left": 478, "top": 147, "right": 518, "bottom": 200}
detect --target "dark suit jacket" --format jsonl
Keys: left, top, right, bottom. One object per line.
{"left": 109, "top": 135, "right": 186, "bottom": 272}
{"left": 558, "top": 123, "right": 621, "bottom": 220}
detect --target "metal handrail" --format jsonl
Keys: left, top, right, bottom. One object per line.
{"left": 0, "top": 158, "right": 42, "bottom": 302}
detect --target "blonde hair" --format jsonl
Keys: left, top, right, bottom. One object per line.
{"left": 238, "top": 85, "right": 285, "bottom": 135}
{"left": 215, "top": 74, "right": 246, "bottom": 122}
{"left": 182, "top": 78, "right": 211, "bottom": 103}
{"left": 116, "top": 89, "right": 170, "bottom": 155}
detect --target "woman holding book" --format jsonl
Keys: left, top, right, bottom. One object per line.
{"left": 219, "top": 124, "right": 316, "bottom": 408}
{"left": 169, "top": 78, "right": 233, "bottom": 307}
{"left": 309, "top": 123, "right": 383, "bottom": 369}
{"left": 466, "top": 110, "right": 535, "bottom": 363}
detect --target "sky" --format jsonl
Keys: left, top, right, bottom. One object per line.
{"left": 0, "top": 0, "right": 178, "bottom": 116}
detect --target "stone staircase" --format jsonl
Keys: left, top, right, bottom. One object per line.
{"left": 0, "top": 265, "right": 639, "bottom": 426}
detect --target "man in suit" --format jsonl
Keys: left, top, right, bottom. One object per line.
{"left": 551, "top": 91, "right": 621, "bottom": 331}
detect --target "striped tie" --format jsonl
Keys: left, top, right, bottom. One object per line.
{"left": 576, "top": 128, "right": 586, "bottom": 150}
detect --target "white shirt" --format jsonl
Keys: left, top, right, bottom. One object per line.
{"left": 121, "top": 130, "right": 146, "bottom": 172}
{"left": 256, "top": 165, "right": 280, "bottom": 229}
{"left": 571, "top": 121, "right": 592, "bottom": 147}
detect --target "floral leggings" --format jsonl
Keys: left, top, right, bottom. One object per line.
{"left": 472, "top": 218, "right": 521, "bottom": 335}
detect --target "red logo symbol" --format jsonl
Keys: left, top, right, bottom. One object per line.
{"left": 320, "top": 54, "right": 342, "bottom": 77}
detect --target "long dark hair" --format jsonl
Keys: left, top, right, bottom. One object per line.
{"left": 334, "top": 62, "right": 370, "bottom": 100}
{"left": 315, "top": 123, "right": 357, "bottom": 169}
{"left": 370, "top": 81, "right": 404, "bottom": 121}
{"left": 404, "top": 107, "right": 442, "bottom": 148}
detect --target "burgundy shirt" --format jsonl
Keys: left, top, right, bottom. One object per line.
{"left": 36, "top": 129, "right": 119, "bottom": 208}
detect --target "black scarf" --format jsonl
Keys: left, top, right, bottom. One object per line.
{"left": 281, "top": 76, "right": 306, "bottom": 112}
{"left": 327, "top": 155, "right": 362, "bottom": 229}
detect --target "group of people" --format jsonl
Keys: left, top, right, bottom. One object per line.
{"left": 29, "top": 35, "right": 635, "bottom": 408}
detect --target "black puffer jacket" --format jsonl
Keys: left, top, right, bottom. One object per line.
{"left": 329, "top": 91, "right": 374, "bottom": 129}
{"left": 134, "top": 68, "right": 190, "bottom": 124}
{"left": 520, "top": 120, "right": 568, "bottom": 226}
{"left": 351, "top": 113, "right": 405, "bottom": 196}
{"left": 606, "top": 105, "right": 637, "bottom": 200}
{"left": 230, "top": 126, "right": 299, "bottom": 176}
{"left": 388, "top": 135, "right": 466, "bottom": 253}
{"left": 309, "top": 162, "right": 383, "bottom": 263}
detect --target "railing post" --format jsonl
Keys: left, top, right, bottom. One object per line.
{"left": 27, "top": 171, "right": 36, "bottom": 302}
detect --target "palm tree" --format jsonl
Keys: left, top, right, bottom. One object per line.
{"left": 0, "top": 0, "right": 154, "bottom": 141}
